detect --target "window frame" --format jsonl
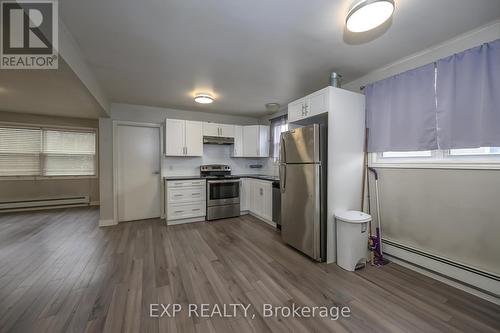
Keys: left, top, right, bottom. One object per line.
{"left": 0, "top": 122, "right": 98, "bottom": 180}
{"left": 370, "top": 148, "right": 500, "bottom": 170}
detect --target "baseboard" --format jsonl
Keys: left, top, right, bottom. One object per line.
{"left": 99, "top": 219, "right": 116, "bottom": 227}
{"left": 382, "top": 239, "right": 500, "bottom": 303}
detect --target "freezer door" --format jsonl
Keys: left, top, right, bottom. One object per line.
{"left": 280, "top": 124, "right": 320, "bottom": 164}
{"left": 281, "top": 163, "right": 321, "bottom": 260}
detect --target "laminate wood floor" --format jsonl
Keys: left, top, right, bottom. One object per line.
{"left": 0, "top": 207, "right": 499, "bottom": 333}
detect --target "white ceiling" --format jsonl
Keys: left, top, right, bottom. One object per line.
{"left": 54, "top": 0, "right": 499, "bottom": 116}
{"left": 0, "top": 59, "right": 105, "bottom": 119}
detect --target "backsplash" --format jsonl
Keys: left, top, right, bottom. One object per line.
{"left": 163, "top": 144, "right": 278, "bottom": 176}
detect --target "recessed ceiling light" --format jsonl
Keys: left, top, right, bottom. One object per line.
{"left": 346, "top": 0, "right": 395, "bottom": 33}
{"left": 194, "top": 93, "right": 214, "bottom": 104}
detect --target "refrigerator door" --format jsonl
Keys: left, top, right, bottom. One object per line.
{"left": 281, "top": 163, "right": 321, "bottom": 260}
{"left": 280, "top": 124, "right": 320, "bottom": 164}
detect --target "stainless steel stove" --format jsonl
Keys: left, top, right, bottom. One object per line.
{"left": 200, "top": 165, "right": 240, "bottom": 220}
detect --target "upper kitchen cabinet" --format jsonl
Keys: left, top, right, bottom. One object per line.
{"left": 202, "top": 122, "right": 235, "bottom": 138}
{"left": 243, "top": 125, "right": 269, "bottom": 157}
{"left": 165, "top": 119, "right": 203, "bottom": 156}
{"left": 288, "top": 86, "right": 330, "bottom": 122}
{"left": 232, "top": 125, "right": 244, "bottom": 157}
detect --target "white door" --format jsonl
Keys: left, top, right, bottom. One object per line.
{"left": 185, "top": 121, "right": 203, "bottom": 156}
{"left": 243, "top": 126, "right": 259, "bottom": 157}
{"left": 116, "top": 125, "right": 161, "bottom": 222}
{"left": 165, "top": 119, "right": 185, "bottom": 156}
{"left": 233, "top": 125, "right": 243, "bottom": 157}
{"left": 203, "top": 122, "right": 220, "bottom": 137}
{"left": 220, "top": 124, "right": 235, "bottom": 138}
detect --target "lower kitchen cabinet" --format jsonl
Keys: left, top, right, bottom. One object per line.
{"left": 165, "top": 179, "right": 206, "bottom": 224}
{"left": 240, "top": 178, "right": 273, "bottom": 224}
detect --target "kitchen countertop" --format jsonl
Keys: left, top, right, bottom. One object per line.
{"left": 164, "top": 174, "right": 279, "bottom": 182}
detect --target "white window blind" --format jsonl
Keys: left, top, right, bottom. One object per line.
{"left": 0, "top": 126, "right": 96, "bottom": 177}
{"left": 42, "top": 130, "right": 96, "bottom": 176}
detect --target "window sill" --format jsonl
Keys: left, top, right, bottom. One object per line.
{"left": 369, "top": 162, "right": 500, "bottom": 170}
{"left": 0, "top": 175, "right": 98, "bottom": 181}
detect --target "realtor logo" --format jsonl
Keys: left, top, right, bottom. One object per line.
{"left": 1, "top": 0, "right": 58, "bottom": 69}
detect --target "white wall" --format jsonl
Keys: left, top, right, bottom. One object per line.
{"left": 345, "top": 20, "right": 500, "bottom": 276}
{"left": 99, "top": 103, "right": 267, "bottom": 225}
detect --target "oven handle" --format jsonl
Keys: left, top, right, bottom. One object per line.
{"left": 207, "top": 179, "right": 240, "bottom": 184}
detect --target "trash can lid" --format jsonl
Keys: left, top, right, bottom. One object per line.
{"left": 335, "top": 210, "right": 372, "bottom": 223}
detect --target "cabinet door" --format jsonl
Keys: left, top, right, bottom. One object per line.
{"left": 251, "top": 180, "right": 261, "bottom": 215}
{"left": 243, "top": 126, "right": 259, "bottom": 157}
{"left": 258, "top": 126, "right": 270, "bottom": 157}
{"left": 220, "top": 124, "right": 235, "bottom": 138}
{"left": 165, "top": 119, "right": 185, "bottom": 156}
{"left": 287, "top": 99, "right": 304, "bottom": 122}
{"left": 240, "top": 178, "right": 248, "bottom": 211}
{"left": 233, "top": 125, "right": 244, "bottom": 157}
{"left": 307, "top": 88, "right": 329, "bottom": 117}
{"left": 203, "top": 122, "right": 220, "bottom": 137}
{"left": 261, "top": 181, "right": 273, "bottom": 221}
{"left": 185, "top": 121, "right": 203, "bottom": 156}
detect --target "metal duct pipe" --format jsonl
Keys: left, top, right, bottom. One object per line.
{"left": 330, "top": 72, "right": 342, "bottom": 88}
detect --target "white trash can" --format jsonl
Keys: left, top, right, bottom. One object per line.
{"left": 335, "top": 210, "right": 372, "bottom": 271}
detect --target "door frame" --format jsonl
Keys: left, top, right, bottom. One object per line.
{"left": 113, "top": 121, "right": 164, "bottom": 224}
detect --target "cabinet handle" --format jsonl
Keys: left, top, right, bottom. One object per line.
{"left": 192, "top": 208, "right": 201, "bottom": 211}
{"left": 174, "top": 210, "right": 184, "bottom": 213}
{"left": 191, "top": 193, "right": 201, "bottom": 196}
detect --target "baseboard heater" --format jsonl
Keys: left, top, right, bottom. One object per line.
{"left": 0, "top": 195, "right": 90, "bottom": 213}
{"left": 382, "top": 238, "right": 500, "bottom": 298}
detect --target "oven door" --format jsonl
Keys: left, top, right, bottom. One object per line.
{"left": 207, "top": 179, "right": 240, "bottom": 206}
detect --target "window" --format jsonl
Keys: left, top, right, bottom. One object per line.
{"left": 0, "top": 125, "right": 97, "bottom": 177}
{"left": 270, "top": 115, "right": 288, "bottom": 161}
{"left": 449, "top": 147, "right": 500, "bottom": 156}
{"left": 372, "top": 147, "right": 500, "bottom": 169}
{"left": 382, "top": 151, "right": 432, "bottom": 158}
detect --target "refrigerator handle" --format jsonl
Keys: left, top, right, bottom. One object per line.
{"left": 280, "top": 134, "right": 286, "bottom": 164}
{"left": 279, "top": 164, "right": 286, "bottom": 193}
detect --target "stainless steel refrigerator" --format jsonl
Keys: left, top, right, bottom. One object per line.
{"left": 279, "top": 124, "right": 327, "bottom": 262}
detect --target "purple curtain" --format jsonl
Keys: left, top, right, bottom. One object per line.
{"left": 436, "top": 39, "right": 500, "bottom": 149}
{"left": 366, "top": 63, "right": 438, "bottom": 153}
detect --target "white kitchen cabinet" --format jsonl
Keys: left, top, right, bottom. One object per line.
{"left": 203, "top": 122, "right": 235, "bottom": 138}
{"left": 165, "top": 119, "right": 203, "bottom": 156}
{"left": 165, "top": 119, "right": 185, "bottom": 156}
{"left": 288, "top": 86, "right": 330, "bottom": 122}
{"left": 202, "top": 122, "right": 220, "bottom": 137}
{"left": 239, "top": 178, "right": 250, "bottom": 212}
{"left": 166, "top": 179, "right": 206, "bottom": 224}
{"left": 220, "top": 124, "right": 235, "bottom": 138}
{"left": 243, "top": 125, "right": 269, "bottom": 158}
{"left": 185, "top": 121, "right": 203, "bottom": 156}
{"left": 243, "top": 178, "right": 272, "bottom": 223}
{"left": 233, "top": 125, "right": 244, "bottom": 157}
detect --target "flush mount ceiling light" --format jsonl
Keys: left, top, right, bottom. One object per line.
{"left": 194, "top": 93, "right": 214, "bottom": 104}
{"left": 346, "top": 0, "right": 395, "bottom": 33}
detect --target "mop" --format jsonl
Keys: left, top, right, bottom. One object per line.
{"left": 368, "top": 167, "right": 390, "bottom": 266}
